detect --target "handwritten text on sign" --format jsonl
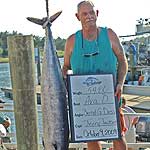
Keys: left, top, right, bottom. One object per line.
{"left": 68, "top": 74, "right": 121, "bottom": 142}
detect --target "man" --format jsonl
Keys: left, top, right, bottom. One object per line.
{"left": 0, "top": 116, "right": 11, "bottom": 143}
{"left": 63, "top": 1, "right": 128, "bottom": 149}
{"left": 122, "top": 97, "right": 139, "bottom": 150}
{"left": 122, "top": 42, "right": 129, "bottom": 59}
{"left": 0, "top": 116, "right": 11, "bottom": 150}
{"left": 128, "top": 40, "right": 137, "bottom": 66}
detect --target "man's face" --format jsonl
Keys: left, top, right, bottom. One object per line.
{"left": 77, "top": 3, "right": 97, "bottom": 28}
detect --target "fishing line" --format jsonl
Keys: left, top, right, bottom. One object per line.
{"left": 45, "top": 0, "right": 49, "bottom": 18}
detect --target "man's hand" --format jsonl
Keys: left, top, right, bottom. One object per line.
{"left": 115, "top": 83, "right": 123, "bottom": 101}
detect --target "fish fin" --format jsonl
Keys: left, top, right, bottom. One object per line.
{"left": 27, "top": 17, "right": 47, "bottom": 25}
{"left": 27, "top": 11, "right": 62, "bottom": 27}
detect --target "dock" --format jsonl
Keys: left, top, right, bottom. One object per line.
{"left": 1, "top": 85, "right": 150, "bottom": 149}
{"left": 0, "top": 102, "right": 150, "bottom": 150}
{"left": 1, "top": 85, "right": 41, "bottom": 104}
{"left": 123, "top": 84, "right": 150, "bottom": 112}
{"left": 2, "top": 142, "right": 150, "bottom": 150}
{"left": 1, "top": 85, "right": 150, "bottom": 112}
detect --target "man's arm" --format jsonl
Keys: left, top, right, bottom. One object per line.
{"left": 131, "top": 117, "right": 139, "bottom": 127}
{"left": 62, "top": 34, "right": 75, "bottom": 78}
{"left": 108, "top": 28, "right": 128, "bottom": 99}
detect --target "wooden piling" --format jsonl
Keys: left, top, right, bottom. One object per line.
{"left": 8, "top": 35, "right": 39, "bottom": 150}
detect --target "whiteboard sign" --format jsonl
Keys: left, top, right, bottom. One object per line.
{"left": 67, "top": 74, "right": 121, "bottom": 142}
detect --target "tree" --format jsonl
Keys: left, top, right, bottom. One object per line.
{"left": 0, "top": 47, "right": 3, "bottom": 56}
{"left": 0, "top": 31, "right": 66, "bottom": 58}
{"left": 33, "top": 36, "right": 45, "bottom": 48}
{"left": 54, "top": 37, "right": 66, "bottom": 50}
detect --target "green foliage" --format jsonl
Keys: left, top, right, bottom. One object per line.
{"left": 0, "top": 47, "right": 3, "bottom": 55}
{"left": 2, "top": 49, "right": 8, "bottom": 57}
{"left": 33, "top": 36, "right": 66, "bottom": 51}
{"left": 0, "top": 31, "right": 9, "bottom": 50}
{"left": 33, "top": 36, "right": 45, "bottom": 48}
{"left": 54, "top": 37, "right": 66, "bottom": 51}
{"left": 0, "top": 31, "right": 23, "bottom": 57}
{"left": 0, "top": 31, "right": 66, "bottom": 59}
{"left": 56, "top": 50, "right": 64, "bottom": 57}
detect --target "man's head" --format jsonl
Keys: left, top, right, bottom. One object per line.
{"left": 76, "top": 0, "right": 98, "bottom": 29}
{"left": 77, "top": 0, "right": 95, "bottom": 12}
{"left": 129, "top": 40, "right": 133, "bottom": 46}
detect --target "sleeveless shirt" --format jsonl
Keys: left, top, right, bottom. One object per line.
{"left": 70, "top": 27, "right": 121, "bottom": 106}
{"left": 70, "top": 27, "right": 122, "bottom": 107}
{"left": 71, "top": 27, "right": 117, "bottom": 76}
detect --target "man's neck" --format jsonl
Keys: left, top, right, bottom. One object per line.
{"left": 82, "top": 26, "right": 98, "bottom": 41}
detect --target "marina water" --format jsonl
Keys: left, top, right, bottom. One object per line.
{"left": 0, "top": 58, "right": 64, "bottom": 143}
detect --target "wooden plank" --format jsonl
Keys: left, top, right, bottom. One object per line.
{"left": 3, "top": 142, "right": 150, "bottom": 150}
{"left": 8, "top": 35, "right": 39, "bottom": 150}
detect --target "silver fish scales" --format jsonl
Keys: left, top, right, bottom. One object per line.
{"left": 27, "top": 11, "right": 69, "bottom": 150}
{"left": 41, "top": 23, "right": 69, "bottom": 150}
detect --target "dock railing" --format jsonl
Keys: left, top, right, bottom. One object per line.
{"left": 0, "top": 103, "right": 150, "bottom": 150}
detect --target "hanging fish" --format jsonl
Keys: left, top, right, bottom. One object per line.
{"left": 27, "top": 5, "right": 69, "bottom": 150}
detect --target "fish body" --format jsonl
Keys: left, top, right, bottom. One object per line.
{"left": 27, "top": 11, "right": 69, "bottom": 150}
{"left": 41, "top": 23, "right": 69, "bottom": 150}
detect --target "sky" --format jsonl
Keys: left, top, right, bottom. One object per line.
{"left": 0, "top": 0, "right": 150, "bottom": 39}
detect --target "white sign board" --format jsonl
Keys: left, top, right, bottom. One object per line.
{"left": 67, "top": 74, "right": 121, "bottom": 142}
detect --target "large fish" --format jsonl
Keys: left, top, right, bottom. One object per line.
{"left": 27, "top": 11, "right": 69, "bottom": 150}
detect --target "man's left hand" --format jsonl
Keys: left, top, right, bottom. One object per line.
{"left": 115, "top": 83, "right": 123, "bottom": 100}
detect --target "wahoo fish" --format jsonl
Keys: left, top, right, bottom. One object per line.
{"left": 27, "top": 11, "right": 69, "bottom": 150}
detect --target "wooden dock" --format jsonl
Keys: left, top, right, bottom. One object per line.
{"left": 3, "top": 142, "right": 150, "bottom": 150}
{"left": 1, "top": 85, "right": 150, "bottom": 112}
{"left": 0, "top": 102, "right": 149, "bottom": 150}
{"left": 1, "top": 85, "right": 150, "bottom": 149}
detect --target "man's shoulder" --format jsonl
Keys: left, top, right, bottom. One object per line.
{"left": 66, "top": 33, "right": 75, "bottom": 45}
{"left": 67, "top": 30, "right": 81, "bottom": 38}
{"left": 65, "top": 33, "right": 76, "bottom": 52}
{"left": 106, "top": 27, "right": 119, "bottom": 43}
{"left": 107, "top": 28, "right": 117, "bottom": 36}
{"left": 67, "top": 30, "right": 82, "bottom": 44}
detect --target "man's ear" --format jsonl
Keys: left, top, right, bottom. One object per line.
{"left": 96, "top": 10, "right": 99, "bottom": 17}
{"left": 75, "top": 13, "right": 80, "bottom": 21}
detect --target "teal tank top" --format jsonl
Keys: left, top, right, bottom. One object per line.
{"left": 71, "top": 27, "right": 117, "bottom": 76}
{"left": 71, "top": 27, "right": 122, "bottom": 106}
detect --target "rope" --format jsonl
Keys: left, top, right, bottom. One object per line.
{"left": 45, "top": 0, "right": 49, "bottom": 18}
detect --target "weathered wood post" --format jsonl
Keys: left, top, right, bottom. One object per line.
{"left": 8, "top": 35, "right": 39, "bottom": 150}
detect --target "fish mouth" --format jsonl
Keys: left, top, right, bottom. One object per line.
{"left": 27, "top": 11, "right": 62, "bottom": 27}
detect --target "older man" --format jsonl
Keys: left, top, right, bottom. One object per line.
{"left": 63, "top": 1, "right": 128, "bottom": 149}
